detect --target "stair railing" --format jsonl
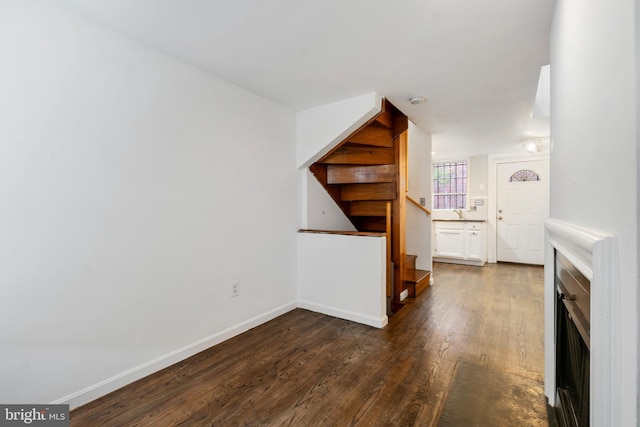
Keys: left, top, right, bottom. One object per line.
{"left": 406, "top": 195, "right": 431, "bottom": 216}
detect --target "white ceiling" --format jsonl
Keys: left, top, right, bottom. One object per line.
{"left": 50, "top": 0, "right": 555, "bottom": 159}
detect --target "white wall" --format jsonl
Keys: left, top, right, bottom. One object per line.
{"left": 406, "top": 122, "right": 432, "bottom": 271}
{"left": 305, "top": 170, "right": 357, "bottom": 231}
{"left": 550, "top": 0, "right": 638, "bottom": 424}
{"left": 297, "top": 232, "right": 387, "bottom": 328}
{"left": 469, "top": 155, "right": 488, "bottom": 199}
{"left": 0, "top": 1, "right": 298, "bottom": 407}
{"left": 296, "top": 92, "right": 381, "bottom": 168}
{"left": 467, "top": 155, "right": 489, "bottom": 221}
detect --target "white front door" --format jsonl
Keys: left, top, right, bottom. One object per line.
{"left": 496, "top": 159, "right": 549, "bottom": 264}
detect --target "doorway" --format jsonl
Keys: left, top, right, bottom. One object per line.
{"left": 496, "top": 159, "right": 549, "bottom": 264}
{"left": 488, "top": 154, "right": 550, "bottom": 264}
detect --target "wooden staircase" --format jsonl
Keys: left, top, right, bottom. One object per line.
{"left": 404, "top": 255, "right": 431, "bottom": 298}
{"left": 309, "top": 99, "right": 430, "bottom": 313}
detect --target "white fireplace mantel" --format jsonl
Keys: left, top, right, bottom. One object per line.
{"left": 544, "top": 218, "right": 620, "bottom": 426}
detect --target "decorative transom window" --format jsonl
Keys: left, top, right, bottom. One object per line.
{"left": 433, "top": 160, "right": 467, "bottom": 209}
{"left": 509, "top": 169, "right": 540, "bottom": 182}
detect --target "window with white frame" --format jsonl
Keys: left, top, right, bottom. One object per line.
{"left": 433, "top": 160, "right": 467, "bottom": 209}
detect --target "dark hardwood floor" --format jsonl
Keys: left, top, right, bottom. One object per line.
{"left": 71, "top": 262, "right": 546, "bottom": 426}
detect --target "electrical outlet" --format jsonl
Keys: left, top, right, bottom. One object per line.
{"left": 231, "top": 280, "right": 239, "bottom": 297}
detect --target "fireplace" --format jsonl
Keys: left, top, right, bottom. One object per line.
{"left": 544, "top": 219, "right": 619, "bottom": 426}
{"left": 554, "top": 251, "right": 590, "bottom": 426}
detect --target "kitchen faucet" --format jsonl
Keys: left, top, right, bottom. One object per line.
{"left": 453, "top": 209, "right": 463, "bottom": 219}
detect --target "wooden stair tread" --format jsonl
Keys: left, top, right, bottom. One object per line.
{"left": 405, "top": 254, "right": 417, "bottom": 272}
{"left": 374, "top": 109, "right": 393, "bottom": 129}
{"left": 347, "top": 126, "right": 393, "bottom": 147}
{"left": 405, "top": 269, "right": 431, "bottom": 298}
{"left": 405, "top": 269, "right": 431, "bottom": 283}
{"left": 350, "top": 201, "right": 388, "bottom": 217}
{"left": 319, "top": 144, "right": 395, "bottom": 165}
{"left": 341, "top": 182, "right": 397, "bottom": 201}
{"left": 353, "top": 216, "right": 387, "bottom": 232}
{"left": 327, "top": 164, "right": 397, "bottom": 184}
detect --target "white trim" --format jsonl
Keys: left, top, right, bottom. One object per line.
{"left": 487, "top": 152, "right": 549, "bottom": 262}
{"left": 297, "top": 300, "right": 388, "bottom": 329}
{"left": 53, "top": 302, "right": 298, "bottom": 410}
{"left": 544, "top": 219, "right": 620, "bottom": 426}
{"left": 432, "top": 257, "right": 485, "bottom": 267}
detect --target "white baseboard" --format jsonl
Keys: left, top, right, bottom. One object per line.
{"left": 56, "top": 299, "right": 388, "bottom": 410}
{"left": 297, "top": 300, "right": 388, "bottom": 329}
{"left": 55, "top": 301, "right": 297, "bottom": 410}
{"left": 433, "top": 256, "right": 486, "bottom": 267}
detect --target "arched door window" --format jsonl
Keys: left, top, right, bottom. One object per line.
{"left": 509, "top": 169, "right": 540, "bottom": 182}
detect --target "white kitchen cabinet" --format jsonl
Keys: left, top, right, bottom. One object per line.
{"left": 434, "top": 220, "right": 486, "bottom": 266}
{"left": 433, "top": 222, "right": 465, "bottom": 258}
{"left": 464, "top": 222, "right": 484, "bottom": 261}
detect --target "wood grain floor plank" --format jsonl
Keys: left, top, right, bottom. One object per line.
{"left": 71, "top": 262, "right": 546, "bottom": 426}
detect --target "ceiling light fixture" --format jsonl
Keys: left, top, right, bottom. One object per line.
{"left": 524, "top": 138, "right": 543, "bottom": 153}
{"left": 409, "top": 96, "right": 426, "bottom": 105}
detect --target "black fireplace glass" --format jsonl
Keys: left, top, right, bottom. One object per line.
{"left": 555, "top": 283, "right": 590, "bottom": 427}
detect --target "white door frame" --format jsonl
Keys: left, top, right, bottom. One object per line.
{"left": 487, "top": 152, "right": 550, "bottom": 263}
